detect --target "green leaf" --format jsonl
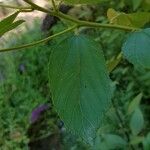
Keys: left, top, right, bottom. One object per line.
{"left": 143, "top": 133, "right": 150, "bottom": 150}
{"left": 107, "top": 8, "right": 150, "bottom": 28}
{"left": 0, "top": 11, "right": 19, "bottom": 29}
{"left": 102, "top": 134, "right": 127, "bottom": 148}
{"left": 107, "top": 8, "right": 131, "bottom": 26}
{"left": 0, "top": 11, "right": 24, "bottom": 37}
{"left": 94, "top": 134, "right": 127, "bottom": 149}
{"left": 107, "top": 53, "right": 122, "bottom": 73}
{"left": 0, "top": 20, "right": 25, "bottom": 37}
{"left": 64, "top": 0, "right": 106, "bottom": 4}
{"left": 130, "top": 108, "right": 144, "bottom": 135}
{"left": 49, "top": 34, "right": 112, "bottom": 143}
{"left": 130, "top": 136, "right": 144, "bottom": 145}
{"left": 142, "top": 0, "right": 150, "bottom": 11}
{"left": 122, "top": 28, "right": 150, "bottom": 70}
{"left": 127, "top": 93, "right": 143, "bottom": 115}
{"left": 132, "top": 0, "right": 142, "bottom": 10}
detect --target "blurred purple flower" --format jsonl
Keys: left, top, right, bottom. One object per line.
{"left": 30, "top": 104, "right": 49, "bottom": 124}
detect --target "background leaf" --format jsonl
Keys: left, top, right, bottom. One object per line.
{"left": 49, "top": 34, "right": 112, "bottom": 143}
{"left": 143, "top": 133, "right": 150, "bottom": 150}
{"left": 107, "top": 8, "right": 150, "bottom": 28}
{"left": 132, "top": 0, "right": 142, "bottom": 10}
{"left": 142, "top": 0, "right": 150, "bottom": 11}
{"left": 127, "top": 93, "right": 143, "bottom": 115}
{"left": 130, "top": 136, "right": 144, "bottom": 145}
{"left": 107, "top": 53, "right": 122, "bottom": 73}
{"left": 130, "top": 108, "right": 144, "bottom": 135}
{"left": 0, "top": 11, "right": 24, "bottom": 37}
{"left": 102, "top": 134, "right": 127, "bottom": 148}
{"left": 94, "top": 134, "right": 127, "bottom": 150}
{"left": 122, "top": 28, "right": 150, "bottom": 70}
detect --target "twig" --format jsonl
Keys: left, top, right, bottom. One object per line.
{"left": 0, "top": 25, "right": 77, "bottom": 52}
{"left": 23, "top": 0, "right": 140, "bottom": 31}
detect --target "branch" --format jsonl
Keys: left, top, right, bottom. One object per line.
{"left": 23, "top": 0, "right": 50, "bottom": 13}
{"left": 23, "top": 0, "right": 140, "bottom": 31}
{"left": 0, "top": 0, "right": 140, "bottom": 31}
{"left": 57, "top": 12, "right": 139, "bottom": 31}
{"left": 51, "top": 0, "right": 57, "bottom": 11}
{"left": 0, "top": 25, "right": 77, "bottom": 53}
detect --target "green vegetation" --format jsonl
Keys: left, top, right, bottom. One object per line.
{"left": 0, "top": 0, "right": 150, "bottom": 149}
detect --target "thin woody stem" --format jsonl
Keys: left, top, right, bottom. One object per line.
{"left": 0, "top": 0, "right": 140, "bottom": 31}
{"left": 0, "top": 25, "right": 77, "bottom": 52}
{"left": 23, "top": 0, "right": 140, "bottom": 31}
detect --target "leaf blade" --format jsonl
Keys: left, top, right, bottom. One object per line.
{"left": 122, "top": 28, "right": 150, "bottom": 70}
{"left": 130, "top": 108, "right": 144, "bottom": 135}
{"left": 107, "top": 8, "right": 150, "bottom": 28}
{"left": 0, "top": 20, "right": 25, "bottom": 37}
{"left": 127, "top": 93, "right": 143, "bottom": 115}
{"left": 49, "top": 34, "right": 112, "bottom": 143}
{"left": 64, "top": 0, "right": 106, "bottom": 4}
{"left": 0, "top": 11, "right": 19, "bottom": 29}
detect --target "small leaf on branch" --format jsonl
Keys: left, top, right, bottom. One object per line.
{"left": 0, "top": 11, "right": 24, "bottom": 37}
{"left": 0, "top": 11, "right": 19, "bottom": 29}
{"left": 0, "top": 20, "right": 25, "bottom": 37}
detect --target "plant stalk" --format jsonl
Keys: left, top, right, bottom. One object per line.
{"left": 1, "top": 0, "right": 140, "bottom": 31}
{"left": 0, "top": 25, "right": 77, "bottom": 52}
{"left": 23, "top": 0, "right": 140, "bottom": 31}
